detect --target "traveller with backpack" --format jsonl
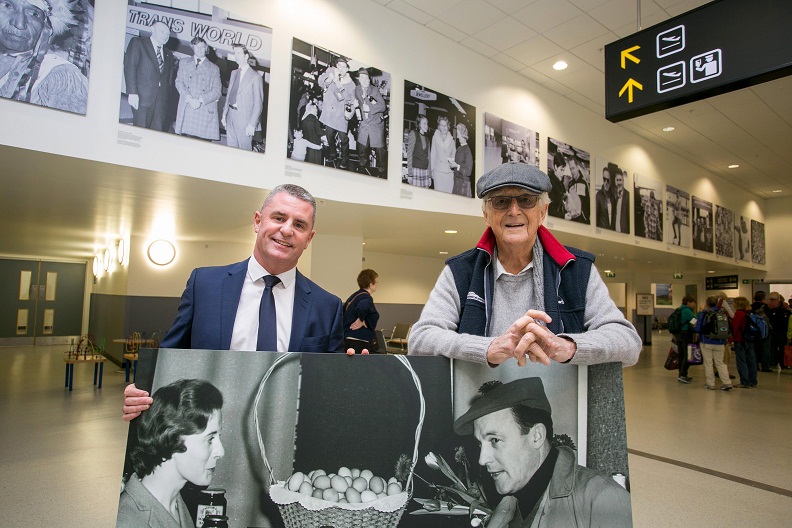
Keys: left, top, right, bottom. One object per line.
{"left": 751, "top": 291, "right": 773, "bottom": 372}
{"left": 669, "top": 295, "right": 697, "bottom": 384}
{"left": 694, "top": 296, "right": 733, "bottom": 391}
{"left": 765, "top": 292, "right": 791, "bottom": 370}
{"left": 731, "top": 297, "right": 758, "bottom": 388}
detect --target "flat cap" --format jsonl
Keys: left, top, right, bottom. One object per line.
{"left": 476, "top": 162, "right": 552, "bottom": 198}
{"left": 453, "top": 377, "right": 552, "bottom": 435}
{"left": 357, "top": 67, "right": 369, "bottom": 77}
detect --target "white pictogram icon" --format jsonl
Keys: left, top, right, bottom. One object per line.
{"left": 691, "top": 49, "right": 722, "bottom": 83}
{"left": 656, "top": 25, "right": 685, "bottom": 58}
{"left": 657, "top": 61, "right": 686, "bottom": 93}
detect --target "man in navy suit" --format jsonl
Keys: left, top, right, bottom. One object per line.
{"left": 123, "top": 184, "right": 345, "bottom": 420}
{"left": 124, "top": 21, "right": 175, "bottom": 131}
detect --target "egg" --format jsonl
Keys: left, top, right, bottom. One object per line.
{"left": 351, "top": 468, "right": 361, "bottom": 478}
{"left": 298, "top": 481, "right": 313, "bottom": 496}
{"left": 322, "top": 488, "right": 339, "bottom": 502}
{"left": 386, "top": 482, "right": 403, "bottom": 495}
{"left": 345, "top": 487, "right": 362, "bottom": 504}
{"left": 313, "top": 469, "right": 326, "bottom": 478}
{"left": 344, "top": 476, "right": 353, "bottom": 487}
{"left": 360, "top": 490, "right": 378, "bottom": 503}
{"left": 330, "top": 475, "right": 348, "bottom": 493}
{"left": 286, "top": 472, "right": 304, "bottom": 492}
{"left": 312, "top": 488, "right": 324, "bottom": 499}
{"left": 368, "top": 476, "right": 385, "bottom": 494}
{"left": 352, "top": 477, "right": 368, "bottom": 493}
{"left": 313, "top": 475, "right": 331, "bottom": 490}
{"left": 388, "top": 477, "right": 397, "bottom": 484}
{"left": 337, "top": 466, "right": 352, "bottom": 478}
{"left": 360, "top": 469, "right": 373, "bottom": 482}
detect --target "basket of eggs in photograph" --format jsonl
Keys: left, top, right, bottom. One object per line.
{"left": 254, "top": 353, "right": 425, "bottom": 528}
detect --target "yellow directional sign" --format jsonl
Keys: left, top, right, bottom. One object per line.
{"left": 620, "top": 45, "right": 640, "bottom": 69}
{"left": 618, "top": 78, "right": 643, "bottom": 103}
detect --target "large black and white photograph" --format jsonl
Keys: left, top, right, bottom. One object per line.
{"left": 665, "top": 185, "right": 690, "bottom": 248}
{"left": 595, "top": 160, "right": 630, "bottom": 233}
{"left": 735, "top": 215, "right": 751, "bottom": 262}
{"left": 483, "top": 112, "right": 539, "bottom": 172}
{"left": 751, "top": 219, "right": 766, "bottom": 265}
{"left": 633, "top": 173, "right": 663, "bottom": 242}
{"left": 547, "top": 138, "right": 591, "bottom": 224}
{"left": 0, "top": 0, "right": 93, "bottom": 114}
{"left": 117, "top": 349, "right": 630, "bottom": 528}
{"left": 120, "top": 2, "right": 272, "bottom": 152}
{"left": 287, "top": 38, "right": 390, "bottom": 177}
{"left": 691, "top": 195, "right": 714, "bottom": 252}
{"left": 402, "top": 80, "right": 476, "bottom": 197}
{"left": 715, "top": 205, "right": 734, "bottom": 258}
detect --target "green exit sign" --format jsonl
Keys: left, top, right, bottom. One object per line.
{"left": 743, "top": 279, "right": 751, "bottom": 284}
{"left": 605, "top": 272, "right": 616, "bottom": 278}
{"left": 673, "top": 273, "right": 683, "bottom": 279}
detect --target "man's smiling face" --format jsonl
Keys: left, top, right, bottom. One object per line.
{"left": 253, "top": 192, "right": 315, "bottom": 275}
{"left": 483, "top": 186, "right": 547, "bottom": 253}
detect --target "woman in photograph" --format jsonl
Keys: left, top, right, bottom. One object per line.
{"left": 406, "top": 115, "right": 431, "bottom": 187}
{"left": 117, "top": 379, "right": 225, "bottom": 528}
{"left": 430, "top": 116, "right": 456, "bottom": 193}
{"left": 671, "top": 195, "right": 684, "bottom": 245}
{"left": 343, "top": 269, "right": 380, "bottom": 354}
{"left": 300, "top": 100, "right": 326, "bottom": 165}
{"left": 450, "top": 123, "right": 473, "bottom": 197}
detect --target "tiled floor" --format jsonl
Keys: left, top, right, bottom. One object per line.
{"left": 1, "top": 334, "right": 790, "bottom": 527}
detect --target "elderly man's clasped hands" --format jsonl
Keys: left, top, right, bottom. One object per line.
{"left": 486, "top": 309, "right": 576, "bottom": 367}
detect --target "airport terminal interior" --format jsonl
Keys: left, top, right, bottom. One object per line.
{"left": 1, "top": 0, "right": 792, "bottom": 526}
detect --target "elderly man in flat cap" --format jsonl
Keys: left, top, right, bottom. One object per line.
{"left": 455, "top": 378, "right": 632, "bottom": 527}
{"left": 0, "top": 0, "right": 88, "bottom": 113}
{"left": 409, "top": 162, "right": 640, "bottom": 367}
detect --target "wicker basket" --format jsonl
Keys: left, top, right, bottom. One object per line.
{"left": 254, "top": 354, "right": 425, "bottom": 528}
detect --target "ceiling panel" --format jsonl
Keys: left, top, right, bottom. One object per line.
{"left": 438, "top": 0, "right": 507, "bottom": 35}
{"left": 504, "top": 34, "right": 565, "bottom": 66}
{"left": 543, "top": 14, "right": 610, "bottom": 50}
{"left": 473, "top": 16, "right": 536, "bottom": 51}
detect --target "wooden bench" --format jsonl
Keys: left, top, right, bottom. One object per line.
{"left": 63, "top": 355, "right": 108, "bottom": 391}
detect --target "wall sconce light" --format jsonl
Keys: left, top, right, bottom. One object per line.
{"left": 92, "top": 255, "right": 100, "bottom": 278}
{"left": 103, "top": 248, "right": 111, "bottom": 272}
{"left": 147, "top": 239, "right": 176, "bottom": 266}
{"left": 117, "top": 238, "right": 126, "bottom": 265}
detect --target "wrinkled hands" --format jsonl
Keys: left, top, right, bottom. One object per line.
{"left": 486, "top": 310, "right": 576, "bottom": 367}
{"left": 122, "top": 383, "right": 153, "bottom": 422}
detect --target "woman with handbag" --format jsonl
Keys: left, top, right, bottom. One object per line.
{"left": 343, "top": 269, "right": 380, "bottom": 353}
{"left": 673, "top": 295, "right": 697, "bottom": 384}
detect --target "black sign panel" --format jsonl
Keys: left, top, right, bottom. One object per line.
{"left": 706, "top": 275, "right": 738, "bottom": 290}
{"left": 605, "top": 0, "right": 792, "bottom": 122}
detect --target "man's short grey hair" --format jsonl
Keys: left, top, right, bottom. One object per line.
{"left": 481, "top": 191, "right": 550, "bottom": 212}
{"left": 262, "top": 184, "right": 317, "bottom": 225}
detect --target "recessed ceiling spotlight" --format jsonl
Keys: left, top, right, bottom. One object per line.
{"left": 439, "top": 251, "right": 449, "bottom": 255}
{"left": 662, "top": 126, "right": 675, "bottom": 132}
{"left": 444, "top": 230, "right": 458, "bottom": 234}
{"left": 728, "top": 164, "right": 739, "bottom": 169}
{"left": 707, "top": 270, "right": 715, "bottom": 274}
{"left": 772, "top": 189, "right": 783, "bottom": 193}
{"left": 604, "top": 269, "right": 612, "bottom": 273}
{"left": 552, "top": 60, "right": 568, "bottom": 71}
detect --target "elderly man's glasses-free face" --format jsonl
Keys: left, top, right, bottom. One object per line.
{"left": 486, "top": 194, "right": 541, "bottom": 210}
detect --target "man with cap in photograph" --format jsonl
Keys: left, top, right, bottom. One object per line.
{"left": 0, "top": 0, "right": 88, "bottom": 113}
{"left": 318, "top": 56, "right": 355, "bottom": 169}
{"left": 409, "top": 161, "right": 641, "bottom": 368}
{"left": 353, "top": 66, "right": 386, "bottom": 176}
{"left": 454, "top": 378, "right": 632, "bottom": 527}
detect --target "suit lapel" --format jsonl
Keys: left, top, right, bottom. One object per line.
{"left": 288, "top": 270, "right": 312, "bottom": 351}
{"left": 143, "top": 38, "right": 158, "bottom": 67}
{"left": 220, "top": 259, "right": 248, "bottom": 349}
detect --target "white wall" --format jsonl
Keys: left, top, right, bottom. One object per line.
{"left": 362, "top": 252, "right": 447, "bottom": 305}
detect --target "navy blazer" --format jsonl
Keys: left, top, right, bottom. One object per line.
{"left": 160, "top": 259, "right": 344, "bottom": 353}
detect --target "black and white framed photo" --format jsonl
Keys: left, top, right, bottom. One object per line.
{"left": 0, "top": 0, "right": 93, "bottom": 114}
{"left": 715, "top": 205, "right": 734, "bottom": 258}
{"left": 547, "top": 138, "right": 591, "bottom": 224}
{"left": 665, "top": 185, "right": 689, "bottom": 248}
{"left": 288, "top": 38, "right": 391, "bottom": 178}
{"left": 595, "top": 160, "right": 630, "bottom": 233}
{"left": 402, "top": 80, "right": 476, "bottom": 197}
{"left": 735, "top": 215, "right": 751, "bottom": 262}
{"left": 120, "top": 1, "right": 272, "bottom": 152}
{"left": 117, "top": 349, "right": 631, "bottom": 528}
{"left": 483, "top": 112, "right": 539, "bottom": 172}
{"left": 691, "top": 195, "right": 714, "bottom": 252}
{"left": 751, "top": 219, "right": 766, "bottom": 265}
{"left": 633, "top": 173, "right": 663, "bottom": 242}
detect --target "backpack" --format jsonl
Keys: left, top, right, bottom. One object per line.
{"left": 703, "top": 308, "right": 731, "bottom": 340}
{"left": 743, "top": 312, "right": 770, "bottom": 341}
{"left": 667, "top": 307, "right": 684, "bottom": 334}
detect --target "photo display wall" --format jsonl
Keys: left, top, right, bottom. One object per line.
{"left": 546, "top": 138, "right": 591, "bottom": 224}
{"left": 595, "top": 160, "right": 630, "bottom": 233}
{"left": 288, "top": 38, "right": 391, "bottom": 178}
{"left": 402, "top": 81, "right": 476, "bottom": 198}
{"left": 633, "top": 173, "right": 663, "bottom": 242}
{"left": 483, "top": 112, "right": 540, "bottom": 172}
{"left": 665, "top": 185, "right": 690, "bottom": 248}
{"left": 120, "top": 1, "right": 272, "bottom": 153}
{"left": 115, "top": 349, "right": 630, "bottom": 528}
{"left": 692, "top": 195, "right": 714, "bottom": 252}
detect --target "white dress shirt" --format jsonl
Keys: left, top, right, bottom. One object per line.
{"left": 230, "top": 257, "right": 296, "bottom": 352}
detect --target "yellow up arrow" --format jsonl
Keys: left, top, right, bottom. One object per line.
{"left": 618, "top": 78, "right": 643, "bottom": 103}
{"left": 621, "top": 45, "right": 640, "bottom": 69}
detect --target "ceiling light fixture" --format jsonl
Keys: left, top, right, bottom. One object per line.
{"left": 147, "top": 239, "right": 176, "bottom": 266}
{"left": 444, "top": 230, "right": 458, "bottom": 234}
{"left": 439, "top": 251, "right": 449, "bottom": 255}
{"left": 772, "top": 189, "right": 783, "bottom": 193}
{"left": 728, "top": 164, "right": 739, "bottom": 168}
{"left": 662, "top": 126, "right": 675, "bottom": 132}
{"left": 117, "top": 238, "right": 126, "bottom": 265}
{"left": 552, "top": 60, "right": 568, "bottom": 71}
